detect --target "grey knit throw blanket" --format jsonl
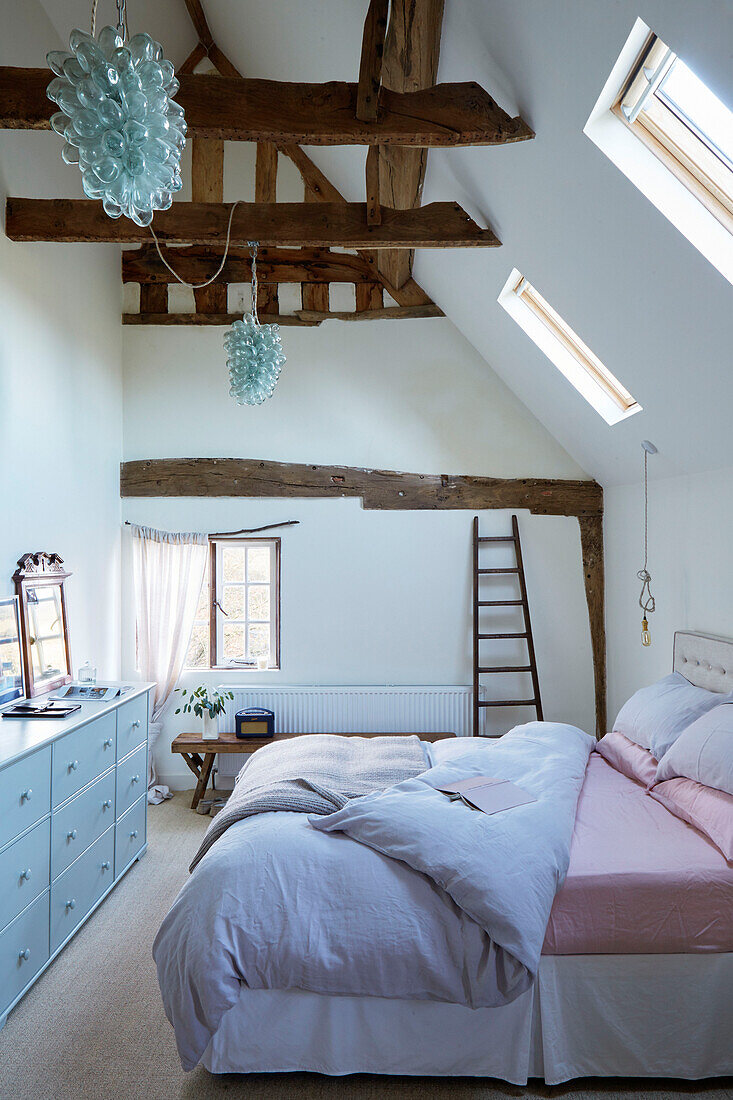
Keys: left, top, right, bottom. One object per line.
{"left": 189, "top": 734, "right": 428, "bottom": 872}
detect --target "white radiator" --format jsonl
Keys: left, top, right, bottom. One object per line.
{"left": 214, "top": 685, "right": 473, "bottom": 788}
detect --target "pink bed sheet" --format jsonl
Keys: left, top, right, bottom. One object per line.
{"left": 543, "top": 752, "right": 733, "bottom": 954}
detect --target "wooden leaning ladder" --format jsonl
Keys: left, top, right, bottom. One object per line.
{"left": 472, "top": 515, "right": 543, "bottom": 736}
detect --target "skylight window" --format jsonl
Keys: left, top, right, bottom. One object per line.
{"left": 585, "top": 20, "right": 733, "bottom": 285}
{"left": 497, "top": 270, "right": 642, "bottom": 426}
{"left": 616, "top": 34, "right": 733, "bottom": 234}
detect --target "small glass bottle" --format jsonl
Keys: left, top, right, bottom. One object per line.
{"left": 78, "top": 661, "right": 97, "bottom": 684}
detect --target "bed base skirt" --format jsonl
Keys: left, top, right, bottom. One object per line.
{"left": 201, "top": 953, "right": 733, "bottom": 1084}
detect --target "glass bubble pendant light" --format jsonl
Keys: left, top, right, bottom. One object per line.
{"left": 46, "top": 0, "right": 186, "bottom": 227}
{"left": 224, "top": 242, "right": 287, "bottom": 406}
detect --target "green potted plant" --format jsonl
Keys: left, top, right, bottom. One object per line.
{"left": 175, "top": 685, "right": 234, "bottom": 741}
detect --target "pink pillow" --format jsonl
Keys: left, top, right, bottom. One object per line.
{"left": 649, "top": 777, "right": 733, "bottom": 863}
{"left": 595, "top": 730, "right": 658, "bottom": 787}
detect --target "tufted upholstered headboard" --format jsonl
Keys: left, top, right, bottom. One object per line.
{"left": 673, "top": 631, "right": 733, "bottom": 694}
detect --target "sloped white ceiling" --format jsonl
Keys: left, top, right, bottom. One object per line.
{"left": 36, "top": 0, "right": 733, "bottom": 487}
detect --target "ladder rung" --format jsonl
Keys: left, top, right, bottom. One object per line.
{"left": 478, "top": 536, "right": 515, "bottom": 543}
{"left": 478, "top": 666, "right": 532, "bottom": 674}
{"left": 477, "top": 699, "right": 537, "bottom": 707}
{"left": 477, "top": 632, "right": 528, "bottom": 639}
{"left": 477, "top": 600, "right": 523, "bottom": 606}
{"left": 477, "top": 568, "right": 519, "bottom": 574}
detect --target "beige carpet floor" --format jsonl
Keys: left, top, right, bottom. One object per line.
{"left": 0, "top": 793, "right": 730, "bottom": 1100}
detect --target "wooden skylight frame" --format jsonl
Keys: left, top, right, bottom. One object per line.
{"left": 613, "top": 33, "right": 733, "bottom": 236}
{"left": 498, "top": 271, "right": 641, "bottom": 426}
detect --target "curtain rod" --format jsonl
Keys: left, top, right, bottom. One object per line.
{"left": 124, "top": 520, "right": 300, "bottom": 536}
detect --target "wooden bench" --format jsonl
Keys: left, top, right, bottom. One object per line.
{"left": 171, "top": 730, "right": 454, "bottom": 809}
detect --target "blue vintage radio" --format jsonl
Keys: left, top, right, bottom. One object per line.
{"left": 235, "top": 707, "right": 275, "bottom": 739}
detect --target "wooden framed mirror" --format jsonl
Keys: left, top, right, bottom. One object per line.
{"left": 13, "top": 552, "right": 72, "bottom": 697}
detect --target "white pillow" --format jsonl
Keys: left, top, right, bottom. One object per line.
{"left": 655, "top": 703, "right": 733, "bottom": 796}
{"left": 613, "top": 672, "right": 730, "bottom": 761}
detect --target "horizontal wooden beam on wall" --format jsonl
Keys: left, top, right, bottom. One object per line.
{"left": 295, "top": 305, "right": 443, "bottom": 322}
{"left": 120, "top": 458, "right": 603, "bottom": 517}
{"left": 123, "top": 305, "right": 444, "bottom": 326}
{"left": 122, "top": 312, "right": 321, "bottom": 327}
{"left": 6, "top": 199, "right": 498, "bottom": 249}
{"left": 122, "top": 246, "right": 381, "bottom": 286}
{"left": 0, "top": 68, "right": 534, "bottom": 147}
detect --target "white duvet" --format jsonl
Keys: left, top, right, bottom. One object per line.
{"left": 154, "top": 723, "right": 593, "bottom": 1070}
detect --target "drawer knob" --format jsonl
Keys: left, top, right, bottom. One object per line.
{"left": 18, "top": 948, "right": 30, "bottom": 962}
{"left": 131, "top": 775, "right": 140, "bottom": 785}
{"left": 101, "top": 860, "right": 111, "bottom": 871}
{"left": 67, "top": 829, "right": 78, "bottom": 841}
{"left": 102, "top": 799, "right": 113, "bottom": 810}
{"left": 21, "top": 789, "right": 32, "bottom": 802}
{"left": 132, "top": 719, "right": 141, "bottom": 729}
{"left": 65, "top": 898, "right": 76, "bottom": 910}
{"left": 130, "top": 829, "right": 139, "bottom": 839}
{"left": 104, "top": 738, "right": 113, "bottom": 748}
{"left": 68, "top": 760, "right": 79, "bottom": 772}
{"left": 20, "top": 868, "right": 32, "bottom": 881}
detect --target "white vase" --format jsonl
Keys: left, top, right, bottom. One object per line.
{"left": 201, "top": 711, "right": 219, "bottom": 741}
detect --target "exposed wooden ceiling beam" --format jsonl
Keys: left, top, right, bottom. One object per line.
{"left": 254, "top": 143, "right": 280, "bottom": 315}
{"left": 121, "top": 303, "right": 444, "bottom": 326}
{"left": 120, "top": 457, "right": 603, "bottom": 518}
{"left": 123, "top": 312, "right": 321, "bottom": 327}
{"left": 182, "top": 0, "right": 241, "bottom": 77}
{"left": 190, "top": 122, "right": 225, "bottom": 315}
{"left": 379, "top": 0, "right": 445, "bottom": 289}
{"left": 365, "top": 146, "right": 381, "bottom": 226}
{"left": 357, "top": 0, "right": 389, "bottom": 121}
{"left": 122, "top": 246, "right": 382, "bottom": 286}
{"left": 0, "top": 68, "right": 533, "bottom": 147}
{"left": 278, "top": 144, "right": 435, "bottom": 307}
{"left": 6, "top": 198, "right": 500, "bottom": 248}
{"left": 297, "top": 304, "right": 442, "bottom": 323}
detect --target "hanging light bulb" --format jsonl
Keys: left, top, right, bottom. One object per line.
{"left": 46, "top": 0, "right": 186, "bottom": 227}
{"left": 637, "top": 441, "right": 658, "bottom": 647}
{"left": 225, "top": 242, "right": 286, "bottom": 406}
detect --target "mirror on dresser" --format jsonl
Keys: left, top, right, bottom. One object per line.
{"left": 13, "top": 553, "right": 72, "bottom": 697}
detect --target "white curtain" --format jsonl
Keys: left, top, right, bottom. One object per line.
{"left": 130, "top": 524, "right": 208, "bottom": 804}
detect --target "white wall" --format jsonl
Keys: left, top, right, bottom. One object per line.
{"left": 121, "top": 318, "right": 596, "bottom": 787}
{"left": 605, "top": 465, "right": 733, "bottom": 721}
{"left": 0, "top": 0, "right": 123, "bottom": 680}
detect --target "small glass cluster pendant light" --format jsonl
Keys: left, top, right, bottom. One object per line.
{"left": 637, "top": 440, "right": 658, "bottom": 646}
{"left": 46, "top": 0, "right": 186, "bottom": 226}
{"left": 225, "top": 242, "right": 286, "bottom": 406}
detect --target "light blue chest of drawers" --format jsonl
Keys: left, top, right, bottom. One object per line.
{"left": 0, "top": 684, "right": 154, "bottom": 1029}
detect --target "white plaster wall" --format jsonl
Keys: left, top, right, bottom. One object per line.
{"left": 0, "top": 0, "right": 123, "bottom": 680}
{"left": 122, "top": 319, "right": 595, "bottom": 787}
{"left": 605, "top": 465, "right": 733, "bottom": 723}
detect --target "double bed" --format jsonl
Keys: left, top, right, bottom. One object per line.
{"left": 155, "top": 631, "right": 733, "bottom": 1083}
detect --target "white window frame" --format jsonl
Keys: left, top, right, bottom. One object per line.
{"left": 497, "top": 268, "right": 642, "bottom": 426}
{"left": 584, "top": 18, "right": 733, "bottom": 287}
{"left": 212, "top": 538, "right": 279, "bottom": 670}
{"left": 185, "top": 537, "right": 281, "bottom": 670}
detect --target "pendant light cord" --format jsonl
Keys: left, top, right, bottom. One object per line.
{"left": 249, "top": 240, "right": 260, "bottom": 325}
{"left": 637, "top": 447, "right": 656, "bottom": 615}
{"left": 91, "top": 0, "right": 128, "bottom": 39}
{"left": 148, "top": 201, "right": 244, "bottom": 289}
